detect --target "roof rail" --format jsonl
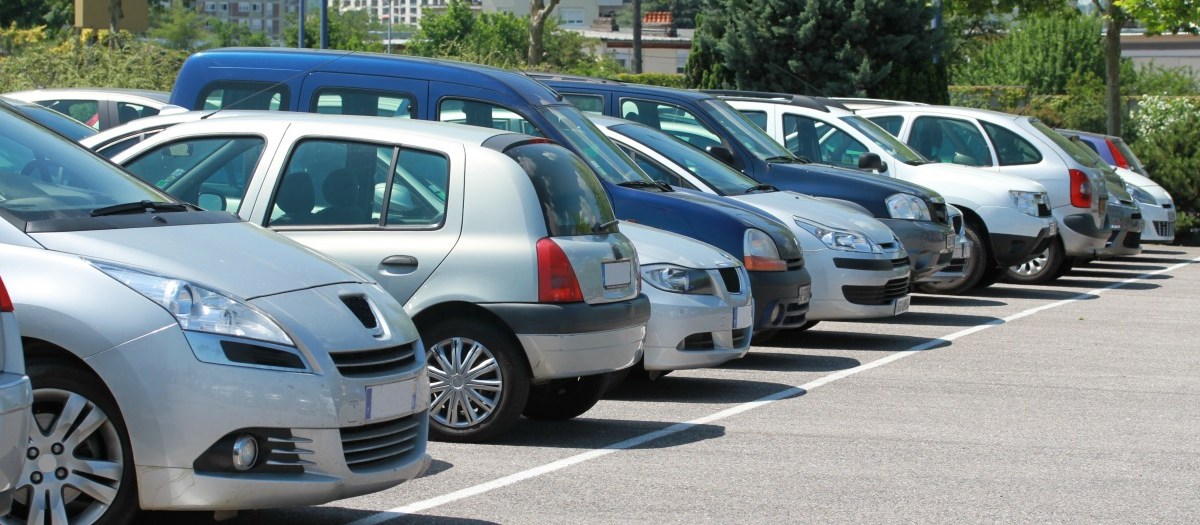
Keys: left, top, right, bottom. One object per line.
{"left": 524, "top": 72, "right": 624, "bottom": 85}
{"left": 702, "top": 89, "right": 845, "bottom": 113}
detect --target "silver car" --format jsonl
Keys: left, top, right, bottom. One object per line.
{"left": 0, "top": 277, "right": 32, "bottom": 516}
{"left": 0, "top": 100, "right": 430, "bottom": 521}
{"left": 2, "top": 88, "right": 184, "bottom": 131}
{"left": 107, "top": 113, "right": 649, "bottom": 443}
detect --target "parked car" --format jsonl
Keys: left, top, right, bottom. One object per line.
{"left": 533, "top": 74, "right": 957, "bottom": 285}
{"left": 3, "top": 88, "right": 184, "bottom": 131}
{"left": 0, "top": 99, "right": 431, "bottom": 521}
{"left": 0, "top": 276, "right": 32, "bottom": 517}
{"left": 1060, "top": 133, "right": 1144, "bottom": 257}
{"left": 0, "top": 96, "right": 97, "bottom": 141}
{"left": 106, "top": 112, "right": 650, "bottom": 442}
{"left": 167, "top": 48, "right": 812, "bottom": 338}
{"left": 590, "top": 115, "right": 914, "bottom": 326}
{"left": 1058, "top": 129, "right": 1174, "bottom": 243}
{"left": 858, "top": 105, "right": 1112, "bottom": 283}
{"left": 718, "top": 92, "right": 1058, "bottom": 294}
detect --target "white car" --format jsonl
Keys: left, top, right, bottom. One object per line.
{"left": 0, "top": 276, "right": 32, "bottom": 517}
{"left": 857, "top": 105, "right": 1112, "bottom": 283}
{"left": 591, "top": 115, "right": 912, "bottom": 328}
{"left": 621, "top": 222, "right": 753, "bottom": 375}
{"left": 106, "top": 112, "right": 650, "bottom": 443}
{"left": 721, "top": 94, "right": 1058, "bottom": 294}
{"left": 3, "top": 88, "right": 185, "bottom": 131}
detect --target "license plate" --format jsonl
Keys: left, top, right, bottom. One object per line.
{"left": 797, "top": 284, "right": 812, "bottom": 303}
{"left": 945, "top": 234, "right": 955, "bottom": 250}
{"left": 732, "top": 304, "right": 753, "bottom": 329}
{"left": 894, "top": 295, "right": 911, "bottom": 315}
{"left": 365, "top": 379, "right": 419, "bottom": 422}
{"left": 603, "top": 260, "right": 632, "bottom": 288}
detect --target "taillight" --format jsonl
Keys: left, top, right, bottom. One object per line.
{"left": 1069, "top": 169, "right": 1092, "bottom": 209}
{"left": 536, "top": 238, "right": 583, "bottom": 303}
{"left": 0, "top": 276, "right": 12, "bottom": 313}
{"left": 1105, "top": 139, "right": 1129, "bottom": 169}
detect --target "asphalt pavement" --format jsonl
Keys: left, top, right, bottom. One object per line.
{"left": 140, "top": 246, "right": 1200, "bottom": 525}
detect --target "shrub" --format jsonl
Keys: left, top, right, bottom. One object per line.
{"left": 1129, "top": 95, "right": 1200, "bottom": 215}
{"left": 610, "top": 73, "right": 688, "bottom": 88}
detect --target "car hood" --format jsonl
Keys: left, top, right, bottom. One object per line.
{"left": 619, "top": 222, "right": 740, "bottom": 269}
{"left": 770, "top": 160, "right": 942, "bottom": 199}
{"left": 30, "top": 221, "right": 364, "bottom": 299}
{"left": 661, "top": 188, "right": 803, "bottom": 259}
{"left": 733, "top": 191, "right": 897, "bottom": 245}
{"left": 1114, "top": 166, "right": 1172, "bottom": 202}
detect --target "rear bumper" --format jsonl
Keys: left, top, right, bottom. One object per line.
{"left": 1058, "top": 209, "right": 1111, "bottom": 257}
{"left": 1105, "top": 204, "right": 1144, "bottom": 257}
{"left": 882, "top": 218, "right": 954, "bottom": 282}
{"left": 748, "top": 267, "right": 811, "bottom": 332}
{"left": 0, "top": 373, "right": 31, "bottom": 515}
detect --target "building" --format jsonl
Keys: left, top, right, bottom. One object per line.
{"left": 480, "top": 0, "right": 623, "bottom": 30}
{"left": 1121, "top": 32, "right": 1200, "bottom": 77}
{"left": 338, "top": 0, "right": 469, "bottom": 27}
{"left": 199, "top": 0, "right": 288, "bottom": 39}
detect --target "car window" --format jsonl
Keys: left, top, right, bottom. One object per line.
{"left": 1027, "top": 119, "right": 1097, "bottom": 166}
{"left": 740, "top": 110, "right": 768, "bottom": 131}
{"left": 199, "top": 81, "right": 287, "bottom": 111}
{"left": 784, "top": 114, "right": 866, "bottom": 168}
{"left": 274, "top": 139, "right": 391, "bottom": 227}
{"left": 981, "top": 121, "right": 1042, "bottom": 166}
{"left": 116, "top": 102, "right": 159, "bottom": 124}
{"left": 313, "top": 88, "right": 416, "bottom": 118}
{"left": 617, "top": 145, "right": 697, "bottom": 190}
{"left": 95, "top": 129, "right": 168, "bottom": 159}
{"left": 43, "top": 99, "right": 101, "bottom": 129}
{"left": 122, "top": 136, "right": 264, "bottom": 213}
{"left": 909, "top": 116, "right": 993, "bottom": 167}
{"left": 840, "top": 115, "right": 927, "bottom": 164}
{"left": 609, "top": 122, "right": 759, "bottom": 196}
{"left": 563, "top": 94, "right": 604, "bottom": 116}
{"left": 619, "top": 98, "right": 723, "bottom": 151}
{"left": 439, "top": 99, "right": 543, "bottom": 137}
{"left": 869, "top": 115, "right": 904, "bottom": 136}
{"left": 503, "top": 142, "right": 616, "bottom": 237}
{"left": 384, "top": 149, "right": 449, "bottom": 226}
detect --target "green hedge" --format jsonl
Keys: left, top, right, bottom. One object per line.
{"left": 609, "top": 73, "right": 689, "bottom": 88}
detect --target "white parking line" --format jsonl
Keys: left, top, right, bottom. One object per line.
{"left": 348, "top": 255, "right": 1200, "bottom": 525}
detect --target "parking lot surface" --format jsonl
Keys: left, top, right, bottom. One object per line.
{"left": 141, "top": 246, "right": 1200, "bottom": 524}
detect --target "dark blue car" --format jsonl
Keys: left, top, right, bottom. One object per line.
{"left": 533, "top": 75, "right": 957, "bottom": 282}
{"left": 170, "top": 48, "right": 812, "bottom": 335}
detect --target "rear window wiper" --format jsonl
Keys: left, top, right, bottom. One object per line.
{"left": 744, "top": 184, "right": 778, "bottom": 194}
{"left": 618, "top": 180, "right": 674, "bottom": 192}
{"left": 91, "top": 200, "right": 195, "bottom": 217}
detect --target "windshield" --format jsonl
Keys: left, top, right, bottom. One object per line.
{"left": 1111, "top": 138, "right": 1146, "bottom": 172}
{"left": 0, "top": 104, "right": 169, "bottom": 226}
{"left": 840, "top": 115, "right": 927, "bottom": 164}
{"left": 3, "top": 99, "right": 98, "bottom": 142}
{"left": 537, "top": 104, "right": 649, "bottom": 184}
{"left": 1028, "top": 119, "right": 1098, "bottom": 166}
{"left": 610, "top": 122, "right": 759, "bottom": 196}
{"left": 698, "top": 99, "right": 794, "bottom": 160}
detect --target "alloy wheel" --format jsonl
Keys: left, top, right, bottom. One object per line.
{"left": 427, "top": 336, "right": 503, "bottom": 429}
{"left": 1010, "top": 248, "right": 1049, "bottom": 277}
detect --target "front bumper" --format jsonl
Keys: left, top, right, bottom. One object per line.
{"left": 977, "top": 205, "right": 1059, "bottom": 267}
{"left": 1139, "top": 203, "right": 1175, "bottom": 243}
{"left": 748, "top": 267, "right": 811, "bottom": 332}
{"left": 1105, "top": 203, "right": 1144, "bottom": 257}
{"left": 0, "top": 373, "right": 31, "bottom": 515}
{"left": 806, "top": 248, "right": 911, "bottom": 321}
{"left": 921, "top": 228, "right": 973, "bottom": 283}
{"left": 487, "top": 295, "right": 650, "bottom": 380}
{"left": 641, "top": 286, "right": 753, "bottom": 372}
{"left": 881, "top": 218, "right": 954, "bottom": 282}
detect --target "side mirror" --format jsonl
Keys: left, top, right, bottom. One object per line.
{"left": 706, "top": 145, "right": 736, "bottom": 167}
{"left": 858, "top": 152, "right": 887, "bottom": 173}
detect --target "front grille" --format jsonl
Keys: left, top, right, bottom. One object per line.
{"left": 731, "top": 328, "right": 751, "bottom": 348}
{"left": 341, "top": 412, "right": 424, "bottom": 472}
{"left": 221, "top": 340, "right": 305, "bottom": 370}
{"left": 1154, "top": 220, "right": 1175, "bottom": 237}
{"left": 843, "top": 277, "right": 910, "bottom": 305}
{"left": 777, "top": 297, "right": 809, "bottom": 328}
{"left": 1163, "top": 203, "right": 1174, "bottom": 210}
{"left": 680, "top": 333, "right": 714, "bottom": 351}
{"left": 341, "top": 295, "right": 379, "bottom": 330}
{"left": 1037, "top": 202, "right": 1052, "bottom": 217}
{"left": 1123, "top": 231, "right": 1142, "bottom": 248}
{"left": 786, "top": 257, "right": 804, "bottom": 271}
{"left": 331, "top": 343, "right": 419, "bottom": 378}
{"left": 878, "top": 242, "right": 898, "bottom": 251}
{"left": 892, "top": 257, "right": 910, "bottom": 269}
{"left": 718, "top": 267, "right": 741, "bottom": 294}
{"left": 929, "top": 201, "right": 949, "bottom": 226}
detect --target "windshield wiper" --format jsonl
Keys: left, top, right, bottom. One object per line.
{"left": 618, "top": 180, "right": 674, "bottom": 192}
{"left": 765, "top": 155, "right": 808, "bottom": 164}
{"left": 744, "top": 184, "right": 778, "bottom": 194}
{"left": 91, "top": 200, "right": 194, "bottom": 217}
{"left": 593, "top": 218, "right": 619, "bottom": 233}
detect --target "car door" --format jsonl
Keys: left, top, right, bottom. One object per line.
{"left": 905, "top": 115, "right": 998, "bottom": 169}
{"left": 251, "top": 127, "right": 465, "bottom": 307}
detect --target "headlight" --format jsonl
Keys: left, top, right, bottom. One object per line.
{"left": 92, "top": 262, "right": 294, "bottom": 346}
{"left": 743, "top": 228, "right": 787, "bottom": 271}
{"left": 640, "top": 264, "right": 717, "bottom": 295}
{"left": 885, "top": 193, "right": 931, "bottom": 221}
{"left": 1126, "top": 183, "right": 1157, "bottom": 206}
{"left": 793, "top": 217, "right": 879, "bottom": 253}
{"left": 1009, "top": 190, "right": 1045, "bottom": 217}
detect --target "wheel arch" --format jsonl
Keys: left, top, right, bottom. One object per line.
{"left": 411, "top": 301, "right": 533, "bottom": 375}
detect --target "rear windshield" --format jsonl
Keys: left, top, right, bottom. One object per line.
{"left": 0, "top": 104, "right": 170, "bottom": 226}
{"left": 1111, "top": 138, "right": 1146, "bottom": 171}
{"left": 503, "top": 142, "right": 616, "bottom": 236}
{"left": 1028, "top": 119, "right": 1096, "bottom": 166}
{"left": 535, "top": 104, "right": 648, "bottom": 184}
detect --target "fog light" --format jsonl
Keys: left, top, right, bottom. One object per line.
{"left": 231, "top": 435, "right": 258, "bottom": 471}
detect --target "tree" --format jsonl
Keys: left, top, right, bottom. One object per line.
{"left": 528, "top": 0, "right": 561, "bottom": 66}
{"left": 951, "top": 14, "right": 1104, "bottom": 95}
{"left": 149, "top": 4, "right": 209, "bottom": 51}
{"left": 284, "top": 9, "right": 383, "bottom": 51}
{"left": 209, "top": 18, "right": 270, "bottom": 48}
{"left": 407, "top": 0, "right": 526, "bottom": 67}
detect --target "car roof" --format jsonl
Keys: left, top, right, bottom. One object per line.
{"left": 4, "top": 88, "right": 171, "bottom": 103}
{"left": 529, "top": 72, "right": 715, "bottom": 102}
{"left": 857, "top": 104, "right": 1028, "bottom": 122}
{"left": 704, "top": 90, "right": 852, "bottom": 113}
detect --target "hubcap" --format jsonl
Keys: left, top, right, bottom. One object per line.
{"left": 427, "top": 336, "right": 503, "bottom": 429}
{"left": 3, "top": 389, "right": 124, "bottom": 525}
{"left": 1011, "top": 248, "right": 1050, "bottom": 277}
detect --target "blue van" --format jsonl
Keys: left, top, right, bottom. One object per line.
{"left": 171, "top": 48, "right": 812, "bottom": 336}
{"left": 532, "top": 75, "right": 957, "bottom": 283}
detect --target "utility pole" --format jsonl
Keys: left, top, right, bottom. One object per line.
{"left": 632, "top": 0, "right": 642, "bottom": 73}
{"left": 320, "top": 0, "right": 329, "bottom": 49}
{"left": 298, "top": 0, "right": 306, "bottom": 47}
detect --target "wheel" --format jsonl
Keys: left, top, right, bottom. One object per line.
{"left": 4, "top": 358, "right": 138, "bottom": 525}
{"left": 423, "top": 320, "right": 530, "bottom": 443}
{"left": 522, "top": 374, "right": 609, "bottom": 421}
{"left": 750, "top": 329, "right": 779, "bottom": 345}
{"left": 1054, "top": 256, "right": 1077, "bottom": 278}
{"left": 1004, "top": 240, "right": 1065, "bottom": 284}
{"left": 792, "top": 320, "right": 820, "bottom": 331}
{"left": 915, "top": 221, "right": 987, "bottom": 295}
{"left": 973, "top": 265, "right": 1004, "bottom": 289}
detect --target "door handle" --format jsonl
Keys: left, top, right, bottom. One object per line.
{"left": 381, "top": 255, "right": 418, "bottom": 267}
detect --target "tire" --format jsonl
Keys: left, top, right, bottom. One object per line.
{"left": 1054, "top": 256, "right": 1077, "bottom": 278}
{"left": 423, "top": 319, "right": 530, "bottom": 443}
{"left": 793, "top": 320, "right": 820, "bottom": 331}
{"left": 750, "top": 329, "right": 779, "bottom": 345}
{"left": 4, "top": 358, "right": 139, "bottom": 525}
{"left": 974, "top": 265, "right": 1004, "bottom": 289}
{"left": 915, "top": 221, "right": 987, "bottom": 295}
{"left": 522, "top": 373, "right": 609, "bottom": 421}
{"left": 1004, "top": 240, "right": 1065, "bottom": 284}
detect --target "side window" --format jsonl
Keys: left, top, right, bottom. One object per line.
{"left": 981, "top": 122, "right": 1043, "bottom": 166}
{"left": 273, "top": 139, "right": 391, "bottom": 227}
{"left": 43, "top": 99, "right": 101, "bottom": 129}
{"left": 781, "top": 114, "right": 822, "bottom": 163}
{"left": 739, "top": 110, "right": 768, "bottom": 131}
{"left": 313, "top": 88, "right": 416, "bottom": 118}
{"left": 618, "top": 98, "right": 722, "bottom": 151}
{"left": 95, "top": 129, "right": 166, "bottom": 159}
{"left": 909, "top": 117, "right": 993, "bottom": 167}
{"left": 385, "top": 148, "right": 449, "bottom": 227}
{"left": 438, "top": 99, "right": 544, "bottom": 137}
{"left": 868, "top": 116, "right": 903, "bottom": 136}
{"left": 116, "top": 102, "right": 159, "bottom": 124}
{"left": 626, "top": 150, "right": 695, "bottom": 189}
{"left": 122, "top": 136, "right": 264, "bottom": 213}
{"left": 563, "top": 94, "right": 604, "bottom": 116}
{"left": 811, "top": 120, "right": 868, "bottom": 169}
{"left": 199, "top": 81, "right": 287, "bottom": 111}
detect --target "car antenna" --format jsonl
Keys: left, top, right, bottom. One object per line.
{"left": 764, "top": 62, "right": 830, "bottom": 98}
{"left": 201, "top": 49, "right": 360, "bottom": 120}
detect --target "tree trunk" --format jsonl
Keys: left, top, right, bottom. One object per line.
{"left": 528, "top": 0, "right": 561, "bottom": 67}
{"left": 1103, "top": 4, "right": 1124, "bottom": 136}
{"left": 633, "top": 0, "right": 642, "bottom": 73}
